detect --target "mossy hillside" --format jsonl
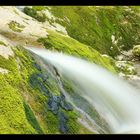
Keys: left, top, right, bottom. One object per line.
{"left": 0, "top": 46, "right": 47, "bottom": 134}
{"left": 37, "top": 29, "right": 117, "bottom": 73}
{"left": 25, "top": 6, "right": 140, "bottom": 57}
{"left": 0, "top": 44, "right": 93, "bottom": 134}
{"left": 0, "top": 80, "right": 36, "bottom": 134}
{"left": 48, "top": 6, "right": 140, "bottom": 56}
{"left": 0, "top": 55, "right": 36, "bottom": 134}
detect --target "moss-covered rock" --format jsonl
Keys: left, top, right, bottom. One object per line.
{"left": 8, "top": 21, "right": 25, "bottom": 32}
{"left": 132, "top": 45, "right": 140, "bottom": 57}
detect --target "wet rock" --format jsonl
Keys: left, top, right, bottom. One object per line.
{"left": 47, "top": 95, "right": 61, "bottom": 115}
{"left": 60, "top": 93, "right": 73, "bottom": 111}
{"left": 58, "top": 112, "right": 69, "bottom": 134}
{"left": 60, "top": 100, "right": 73, "bottom": 111}
{"left": 33, "top": 63, "right": 42, "bottom": 71}
{"left": 29, "top": 74, "right": 40, "bottom": 87}
{"left": 53, "top": 66, "right": 60, "bottom": 77}
{"left": 60, "top": 93, "right": 65, "bottom": 100}
{"left": 39, "top": 83, "right": 49, "bottom": 95}
{"left": 29, "top": 73, "right": 49, "bottom": 95}
{"left": 37, "top": 73, "right": 48, "bottom": 82}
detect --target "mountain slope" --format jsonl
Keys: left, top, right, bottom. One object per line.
{"left": 24, "top": 6, "right": 140, "bottom": 57}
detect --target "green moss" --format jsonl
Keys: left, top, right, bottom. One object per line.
{"left": 32, "top": 6, "right": 47, "bottom": 11}
{"left": 132, "top": 45, "right": 140, "bottom": 57}
{"left": 0, "top": 41, "right": 7, "bottom": 46}
{"left": 49, "top": 6, "right": 140, "bottom": 56}
{"left": 37, "top": 29, "right": 117, "bottom": 73}
{"left": 23, "top": 102, "right": 43, "bottom": 134}
{"left": 8, "top": 21, "right": 25, "bottom": 32}
{"left": 24, "top": 7, "right": 47, "bottom": 22}
{"left": 0, "top": 75, "right": 36, "bottom": 134}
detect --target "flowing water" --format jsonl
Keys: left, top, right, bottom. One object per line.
{"left": 26, "top": 47, "right": 140, "bottom": 134}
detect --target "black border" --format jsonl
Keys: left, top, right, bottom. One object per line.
{"left": 0, "top": 0, "right": 140, "bottom": 6}
{"left": 0, "top": 134, "right": 140, "bottom": 140}
{"left": 0, "top": 0, "right": 140, "bottom": 139}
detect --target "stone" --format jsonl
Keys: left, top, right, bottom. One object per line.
{"left": 58, "top": 112, "right": 69, "bottom": 134}
{"left": 33, "top": 63, "right": 42, "bottom": 71}
{"left": 37, "top": 73, "right": 48, "bottom": 82}
{"left": 47, "top": 95, "right": 60, "bottom": 115}
{"left": 60, "top": 100, "right": 73, "bottom": 111}
{"left": 115, "top": 61, "right": 136, "bottom": 75}
{"left": 132, "top": 45, "right": 140, "bottom": 57}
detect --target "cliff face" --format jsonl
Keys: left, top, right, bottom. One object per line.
{"left": 0, "top": 6, "right": 140, "bottom": 134}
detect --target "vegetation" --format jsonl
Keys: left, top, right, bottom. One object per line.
{"left": 25, "top": 6, "right": 140, "bottom": 57}
{"left": 8, "top": 21, "right": 25, "bottom": 32}
{"left": 132, "top": 45, "right": 140, "bottom": 57}
{"left": 37, "top": 29, "right": 117, "bottom": 73}
{"left": 0, "top": 41, "right": 7, "bottom": 46}
{"left": 24, "top": 7, "right": 47, "bottom": 22}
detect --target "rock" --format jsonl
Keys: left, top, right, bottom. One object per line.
{"left": 60, "top": 93, "right": 73, "bottom": 111}
{"left": 29, "top": 74, "right": 40, "bottom": 87}
{"left": 132, "top": 45, "right": 140, "bottom": 57}
{"left": 40, "top": 83, "right": 49, "bottom": 95}
{"left": 37, "top": 73, "right": 48, "bottom": 82}
{"left": 60, "top": 100, "right": 73, "bottom": 111}
{"left": 33, "top": 63, "right": 42, "bottom": 71}
{"left": 53, "top": 66, "right": 60, "bottom": 77}
{"left": 58, "top": 112, "right": 69, "bottom": 134}
{"left": 29, "top": 73, "right": 49, "bottom": 95}
{"left": 47, "top": 95, "right": 61, "bottom": 115}
{"left": 115, "top": 61, "right": 136, "bottom": 75}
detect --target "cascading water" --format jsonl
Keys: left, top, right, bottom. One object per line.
{"left": 26, "top": 47, "right": 140, "bottom": 134}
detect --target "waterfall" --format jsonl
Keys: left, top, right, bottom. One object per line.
{"left": 26, "top": 47, "right": 140, "bottom": 134}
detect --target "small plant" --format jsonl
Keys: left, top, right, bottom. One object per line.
{"left": 8, "top": 21, "right": 25, "bottom": 32}
{"left": 0, "top": 41, "right": 7, "bottom": 46}
{"left": 24, "top": 7, "right": 47, "bottom": 22}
